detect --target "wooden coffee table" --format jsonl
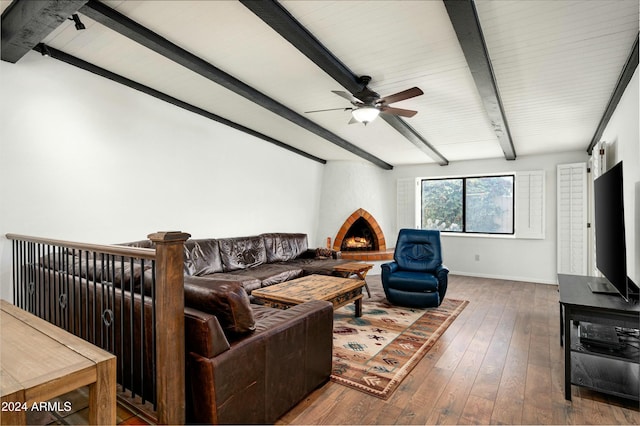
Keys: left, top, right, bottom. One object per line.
{"left": 252, "top": 274, "right": 366, "bottom": 317}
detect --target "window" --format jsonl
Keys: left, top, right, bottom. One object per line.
{"left": 421, "top": 175, "right": 514, "bottom": 234}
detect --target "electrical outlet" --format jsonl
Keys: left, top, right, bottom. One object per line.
{"left": 475, "top": 254, "right": 480, "bottom": 261}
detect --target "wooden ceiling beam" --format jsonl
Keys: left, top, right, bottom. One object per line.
{"left": 241, "top": 0, "right": 449, "bottom": 166}
{"left": 1, "top": 0, "right": 88, "bottom": 63}
{"left": 444, "top": 0, "right": 517, "bottom": 161}
{"left": 79, "top": 0, "right": 392, "bottom": 170}
{"left": 587, "top": 35, "right": 639, "bottom": 155}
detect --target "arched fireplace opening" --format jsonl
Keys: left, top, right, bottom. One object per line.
{"left": 342, "top": 217, "right": 376, "bottom": 251}
{"left": 333, "top": 209, "right": 393, "bottom": 261}
{"left": 333, "top": 208, "right": 386, "bottom": 252}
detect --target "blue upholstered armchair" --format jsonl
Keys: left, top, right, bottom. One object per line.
{"left": 381, "top": 229, "right": 449, "bottom": 308}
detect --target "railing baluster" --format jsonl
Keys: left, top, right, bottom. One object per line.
{"left": 13, "top": 240, "right": 19, "bottom": 308}
{"left": 63, "top": 247, "right": 69, "bottom": 331}
{"left": 129, "top": 255, "right": 135, "bottom": 399}
{"left": 150, "top": 259, "right": 157, "bottom": 410}
{"left": 140, "top": 257, "right": 146, "bottom": 404}
{"left": 15, "top": 240, "right": 22, "bottom": 308}
{"left": 119, "top": 256, "right": 126, "bottom": 393}
{"left": 84, "top": 250, "right": 90, "bottom": 341}
{"left": 36, "top": 243, "right": 42, "bottom": 317}
{"left": 53, "top": 247, "right": 59, "bottom": 327}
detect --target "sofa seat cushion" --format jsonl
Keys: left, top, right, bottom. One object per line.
{"left": 383, "top": 270, "right": 439, "bottom": 293}
{"left": 184, "top": 239, "right": 223, "bottom": 276}
{"left": 227, "top": 264, "right": 303, "bottom": 288}
{"left": 219, "top": 236, "right": 266, "bottom": 271}
{"left": 284, "top": 258, "right": 350, "bottom": 276}
{"left": 240, "top": 300, "right": 332, "bottom": 339}
{"left": 184, "top": 277, "right": 256, "bottom": 336}
{"left": 261, "top": 233, "right": 308, "bottom": 262}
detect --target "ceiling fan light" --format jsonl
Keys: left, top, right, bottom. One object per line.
{"left": 352, "top": 107, "right": 380, "bottom": 124}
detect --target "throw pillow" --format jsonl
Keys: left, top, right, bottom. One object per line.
{"left": 315, "top": 248, "right": 333, "bottom": 259}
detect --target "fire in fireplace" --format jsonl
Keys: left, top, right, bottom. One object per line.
{"left": 341, "top": 217, "right": 376, "bottom": 251}
{"left": 334, "top": 208, "right": 391, "bottom": 260}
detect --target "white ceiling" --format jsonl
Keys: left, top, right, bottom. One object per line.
{"left": 2, "top": 0, "right": 638, "bottom": 168}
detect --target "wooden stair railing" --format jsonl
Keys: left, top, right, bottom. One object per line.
{"left": 5, "top": 231, "right": 190, "bottom": 425}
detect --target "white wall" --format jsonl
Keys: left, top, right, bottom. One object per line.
{"left": 315, "top": 160, "right": 395, "bottom": 249}
{"left": 0, "top": 52, "right": 324, "bottom": 300}
{"left": 389, "top": 152, "right": 590, "bottom": 284}
{"left": 319, "top": 69, "right": 638, "bottom": 286}
{"left": 599, "top": 68, "right": 639, "bottom": 288}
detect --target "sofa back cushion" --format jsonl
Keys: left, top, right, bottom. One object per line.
{"left": 39, "top": 252, "right": 153, "bottom": 294}
{"left": 184, "top": 239, "right": 224, "bottom": 276}
{"left": 261, "top": 233, "right": 308, "bottom": 262}
{"left": 218, "top": 236, "right": 266, "bottom": 271}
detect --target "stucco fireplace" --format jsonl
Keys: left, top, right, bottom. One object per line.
{"left": 333, "top": 208, "right": 393, "bottom": 261}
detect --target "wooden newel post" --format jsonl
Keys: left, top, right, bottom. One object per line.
{"left": 148, "top": 231, "right": 190, "bottom": 425}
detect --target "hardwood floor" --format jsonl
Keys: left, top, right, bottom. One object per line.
{"left": 23, "top": 274, "right": 638, "bottom": 425}
{"left": 278, "top": 274, "right": 640, "bottom": 425}
{"left": 25, "top": 386, "right": 150, "bottom": 425}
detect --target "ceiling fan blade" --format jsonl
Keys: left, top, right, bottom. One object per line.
{"left": 380, "top": 106, "right": 418, "bottom": 118}
{"left": 332, "top": 90, "right": 361, "bottom": 104}
{"left": 379, "top": 87, "right": 423, "bottom": 105}
{"left": 304, "top": 107, "right": 351, "bottom": 113}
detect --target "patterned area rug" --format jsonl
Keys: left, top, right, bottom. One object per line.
{"left": 331, "top": 296, "right": 468, "bottom": 399}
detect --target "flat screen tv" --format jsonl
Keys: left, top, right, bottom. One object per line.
{"left": 593, "top": 161, "right": 638, "bottom": 302}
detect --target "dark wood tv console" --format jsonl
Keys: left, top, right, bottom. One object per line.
{"left": 558, "top": 274, "right": 639, "bottom": 401}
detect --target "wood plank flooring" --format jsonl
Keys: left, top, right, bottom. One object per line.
{"left": 278, "top": 274, "right": 640, "bottom": 425}
{"left": 22, "top": 274, "right": 638, "bottom": 425}
{"left": 25, "top": 386, "right": 150, "bottom": 425}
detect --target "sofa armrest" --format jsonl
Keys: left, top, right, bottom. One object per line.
{"left": 184, "top": 306, "right": 230, "bottom": 358}
{"left": 183, "top": 275, "right": 256, "bottom": 336}
{"left": 187, "top": 300, "right": 333, "bottom": 424}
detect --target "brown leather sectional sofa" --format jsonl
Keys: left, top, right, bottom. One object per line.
{"left": 182, "top": 281, "right": 334, "bottom": 424}
{"left": 181, "top": 232, "right": 348, "bottom": 295}
{"left": 123, "top": 232, "right": 348, "bottom": 423}
{"left": 32, "top": 233, "right": 346, "bottom": 424}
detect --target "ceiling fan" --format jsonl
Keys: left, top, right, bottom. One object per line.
{"left": 305, "top": 76, "right": 424, "bottom": 125}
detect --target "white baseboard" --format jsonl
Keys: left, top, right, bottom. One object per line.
{"left": 448, "top": 270, "right": 557, "bottom": 285}
{"left": 369, "top": 268, "right": 557, "bottom": 285}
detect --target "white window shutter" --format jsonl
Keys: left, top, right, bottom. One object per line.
{"left": 397, "top": 178, "right": 418, "bottom": 233}
{"left": 557, "top": 163, "right": 588, "bottom": 275}
{"left": 516, "top": 170, "right": 545, "bottom": 239}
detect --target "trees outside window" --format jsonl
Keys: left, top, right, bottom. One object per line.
{"left": 421, "top": 175, "right": 514, "bottom": 234}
